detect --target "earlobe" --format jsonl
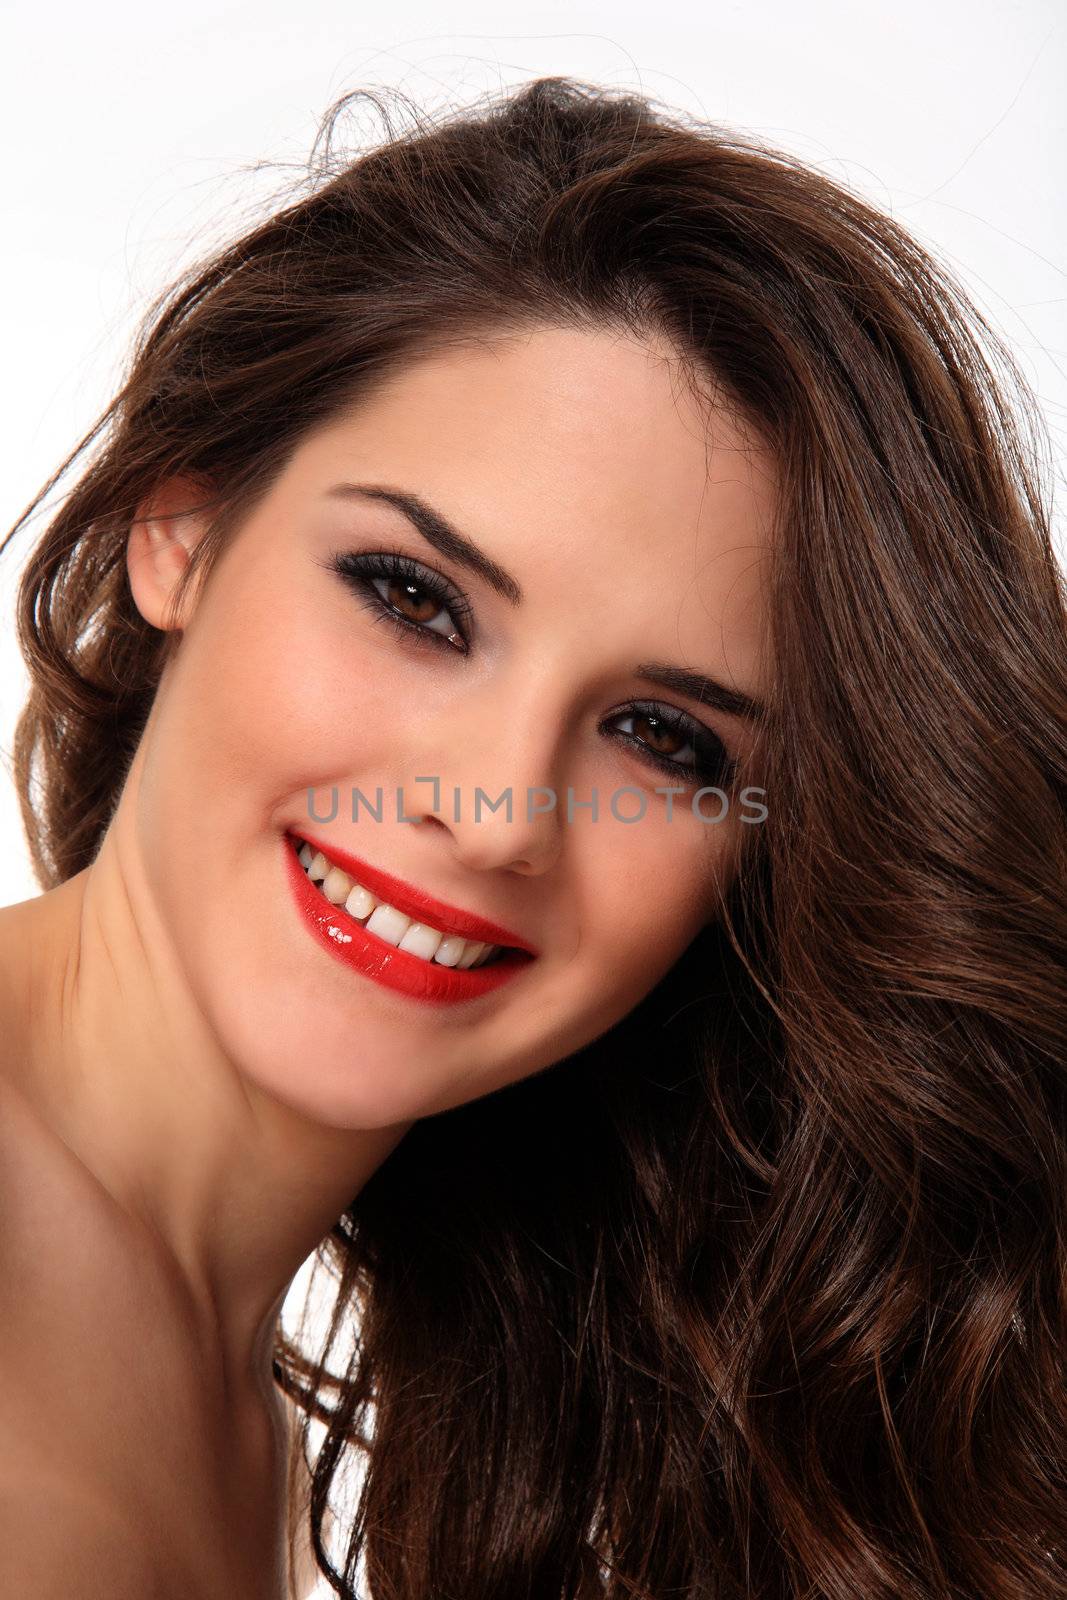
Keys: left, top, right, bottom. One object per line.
{"left": 126, "top": 479, "right": 212, "bottom": 632}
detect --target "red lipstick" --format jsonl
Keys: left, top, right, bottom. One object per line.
{"left": 283, "top": 832, "right": 537, "bottom": 1005}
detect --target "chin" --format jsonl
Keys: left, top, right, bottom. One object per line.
{"left": 222, "top": 1013, "right": 451, "bottom": 1130}
{"left": 224, "top": 979, "right": 538, "bottom": 1130}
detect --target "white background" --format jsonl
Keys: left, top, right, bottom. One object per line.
{"left": 1, "top": 4, "right": 1063, "bottom": 1592}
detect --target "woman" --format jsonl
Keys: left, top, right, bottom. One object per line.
{"left": 0, "top": 76, "right": 1063, "bottom": 1599}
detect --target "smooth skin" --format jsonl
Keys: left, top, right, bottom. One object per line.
{"left": 0, "top": 323, "right": 774, "bottom": 1595}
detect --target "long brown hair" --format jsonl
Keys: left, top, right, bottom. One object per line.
{"left": 4, "top": 78, "right": 1065, "bottom": 1599}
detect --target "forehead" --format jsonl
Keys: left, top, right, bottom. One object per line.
{"left": 281, "top": 323, "right": 775, "bottom": 692}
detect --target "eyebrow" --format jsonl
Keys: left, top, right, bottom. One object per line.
{"left": 323, "top": 481, "right": 767, "bottom": 722}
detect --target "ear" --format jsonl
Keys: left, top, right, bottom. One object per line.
{"left": 126, "top": 477, "right": 214, "bottom": 631}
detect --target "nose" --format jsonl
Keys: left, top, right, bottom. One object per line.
{"left": 413, "top": 804, "right": 561, "bottom": 876}
{"left": 404, "top": 681, "right": 568, "bottom": 876}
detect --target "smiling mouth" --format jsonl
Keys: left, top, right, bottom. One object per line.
{"left": 293, "top": 837, "right": 521, "bottom": 970}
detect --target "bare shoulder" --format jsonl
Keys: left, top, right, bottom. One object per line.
{"left": 0, "top": 1073, "right": 154, "bottom": 1493}
{"left": 0, "top": 1478, "right": 174, "bottom": 1599}
{"left": 0, "top": 1060, "right": 85, "bottom": 1267}
{"left": 0, "top": 900, "right": 35, "bottom": 1110}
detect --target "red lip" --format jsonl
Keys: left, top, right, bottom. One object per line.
{"left": 283, "top": 835, "right": 535, "bottom": 1005}
{"left": 288, "top": 829, "right": 538, "bottom": 955}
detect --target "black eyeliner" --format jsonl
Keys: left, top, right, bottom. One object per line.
{"left": 328, "top": 547, "right": 474, "bottom": 649}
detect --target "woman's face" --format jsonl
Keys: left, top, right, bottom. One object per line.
{"left": 126, "top": 323, "right": 773, "bottom": 1128}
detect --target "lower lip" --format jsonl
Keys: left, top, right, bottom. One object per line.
{"left": 283, "top": 833, "right": 535, "bottom": 1005}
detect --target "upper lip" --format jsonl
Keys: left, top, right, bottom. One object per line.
{"left": 289, "top": 830, "right": 539, "bottom": 956}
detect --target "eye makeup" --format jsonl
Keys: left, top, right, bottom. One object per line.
{"left": 320, "top": 545, "right": 739, "bottom": 790}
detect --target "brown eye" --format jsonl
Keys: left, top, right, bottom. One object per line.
{"left": 329, "top": 549, "right": 471, "bottom": 651}
{"left": 385, "top": 578, "right": 442, "bottom": 625}
{"left": 604, "top": 703, "right": 736, "bottom": 789}
{"left": 632, "top": 711, "right": 685, "bottom": 757}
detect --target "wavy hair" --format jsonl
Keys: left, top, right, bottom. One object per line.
{"left": 3, "top": 78, "right": 1065, "bottom": 1599}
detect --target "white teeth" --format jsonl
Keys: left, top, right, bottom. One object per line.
{"left": 322, "top": 867, "right": 352, "bottom": 905}
{"left": 364, "top": 903, "right": 412, "bottom": 947}
{"left": 296, "top": 840, "right": 507, "bottom": 970}
{"left": 397, "top": 922, "right": 445, "bottom": 961}
{"left": 456, "top": 940, "right": 487, "bottom": 969}
{"left": 344, "top": 883, "right": 377, "bottom": 920}
{"left": 431, "top": 934, "right": 467, "bottom": 968}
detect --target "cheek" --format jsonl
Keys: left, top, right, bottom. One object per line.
{"left": 573, "top": 825, "right": 726, "bottom": 1020}
{"left": 153, "top": 564, "right": 408, "bottom": 817}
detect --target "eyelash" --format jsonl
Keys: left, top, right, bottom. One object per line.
{"left": 328, "top": 547, "right": 737, "bottom": 790}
